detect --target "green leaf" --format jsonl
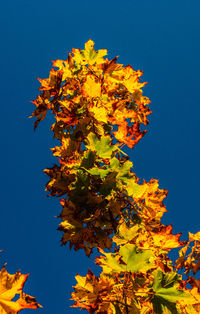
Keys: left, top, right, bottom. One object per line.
{"left": 87, "top": 167, "right": 110, "bottom": 179}
{"left": 85, "top": 133, "right": 118, "bottom": 159}
{"left": 119, "top": 243, "right": 153, "bottom": 273}
{"left": 109, "top": 157, "right": 133, "bottom": 184}
{"left": 151, "top": 268, "right": 189, "bottom": 314}
{"left": 82, "top": 157, "right": 133, "bottom": 182}
{"left": 126, "top": 178, "right": 147, "bottom": 198}
{"left": 99, "top": 243, "right": 153, "bottom": 274}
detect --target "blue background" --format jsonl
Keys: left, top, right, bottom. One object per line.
{"left": 1, "top": 0, "right": 200, "bottom": 312}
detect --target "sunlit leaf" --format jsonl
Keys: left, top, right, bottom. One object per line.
{"left": 0, "top": 266, "right": 41, "bottom": 313}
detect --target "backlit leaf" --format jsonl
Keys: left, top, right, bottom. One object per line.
{"left": 0, "top": 266, "right": 41, "bottom": 313}
{"left": 85, "top": 133, "right": 118, "bottom": 159}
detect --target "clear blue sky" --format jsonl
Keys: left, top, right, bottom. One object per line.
{"left": 1, "top": 0, "right": 200, "bottom": 313}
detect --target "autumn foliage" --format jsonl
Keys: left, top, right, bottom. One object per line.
{"left": 29, "top": 40, "right": 200, "bottom": 313}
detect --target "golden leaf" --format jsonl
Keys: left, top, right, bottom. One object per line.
{"left": 71, "top": 270, "right": 114, "bottom": 312}
{"left": 89, "top": 102, "right": 108, "bottom": 123}
{"left": 72, "top": 39, "right": 107, "bottom": 66}
{"left": 82, "top": 75, "right": 101, "bottom": 98}
{"left": 189, "top": 231, "right": 200, "bottom": 242}
{"left": 0, "top": 265, "right": 41, "bottom": 313}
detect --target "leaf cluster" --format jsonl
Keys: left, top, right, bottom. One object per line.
{"left": 30, "top": 40, "right": 200, "bottom": 313}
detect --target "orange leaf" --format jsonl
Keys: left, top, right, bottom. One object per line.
{"left": 113, "top": 121, "right": 146, "bottom": 148}
{"left": 0, "top": 265, "right": 41, "bottom": 313}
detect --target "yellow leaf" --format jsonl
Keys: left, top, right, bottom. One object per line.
{"left": 0, "top": 266, "right": 41, "bottom": 313}
{"left": 123, "top": 66, "right": 147, "bottom": 93}
{"left": 113, "top": 220, "right": 139, "bottom": 245}
{"left": 89, "top": 103, "right": 108, "bottom": 123}
{"left": 152, "top": 225, "right": 183, "bottom": 250}
{"left": 177, "top": 287, "right": 200, "bottom": 313}
{"left": 72, "top": 39, "right": 107, "bottom": 66}
{"left": 126, "top": 178, "right": 147, "bottom": 199}
{"left": 84, "top": 39, "right": 107, "bottom": 65}
{"left": 52, "top": 59, "right": 72, "bottom": 80}
{"left": 82, "top": 75, "right": 101, "bottom": 98}
{"left": 71, "top": 270, "right": 114, "bottom": 312}
{"left": 189, "top": 231, "right": 200, "bottom": 242}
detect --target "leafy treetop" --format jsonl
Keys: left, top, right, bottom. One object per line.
{"left": 31, "top": 40, "right": 200, "bottom": 313}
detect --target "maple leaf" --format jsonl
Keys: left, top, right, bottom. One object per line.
{"left": 109, "top": 157, "right": 133, "bottom": 184}
{"left": 151, "top": 225, "right": 184, "bottom": 251}
{"left": 30, "top": 95, "right": 48, "bottom": 129}
{"left": 102, "top": 56, "right": 122, "bottom": 74}
{"left": 51, "top": 136, "right": 77, "bottom": 159}
{"left": 85, "top": 166, "right": 110, "bottom": 179}
{"left": 189, "top": 231, "right": 200, "bottom": 242}
{"left": 128, "top": 178, "right": 168, "bottom": 224}
{"left": 71, "top": 269, "right": 114, "bottom": 312}
{"left": 82, "top": 75, "right": 101, "bottom": 98}
{"left": 113, "top": 121, "right": 146, "bottom": 148}
{"left": 72, "top": 39, "right": 107, "bottom": 66}
{"left": 97, "top": 243, "right": 154, "bottom": 274}
{"left": 85, "top": 133, "right": 118, "bottom": 159}
{"left": 52, "top": 59, "right": 72, "bottom": 80}
{"left": 84, "top": 157, "right": 133, "bottom": 186}
{"left": 44, "top": 164, "right": 75, "bottom": 197}
{"left": 125, "top": 177, "right": 147, "bottom": 199}
{"left": 123, "top": 66, "right": 147, "bottom": 93}
{"left": 113, "top": 220, "right": 140, "bottom": 246}
{"left": 38, "top": 68, "right": 61, "bottom": 92}
{"left": 151, "top": 268, "right": 200, "bottom": 314}
{"left": 0, "top": 265, "right": 41, "bottom": 313}
{"left": 110, "top": 106, "right": 137, "bottom": 126}
{"left": 88, "top": 102, "right": 109, "bottom": 123}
